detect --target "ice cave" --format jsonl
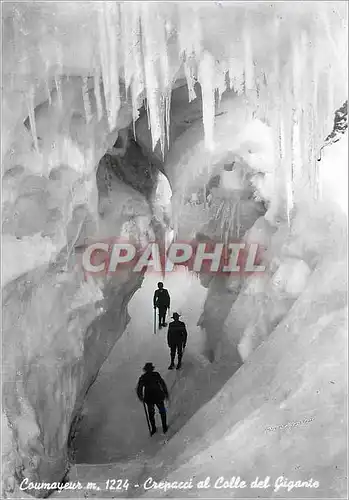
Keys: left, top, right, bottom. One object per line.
{"left": 1, "top": 1, "right": 348, "bottom": 499}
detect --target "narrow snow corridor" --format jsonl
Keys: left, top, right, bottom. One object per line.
{"left": 73, "top": 268, "right": 210, "bottom": 463}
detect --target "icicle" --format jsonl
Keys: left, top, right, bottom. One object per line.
{"left": 110, "top": 2, "right": 122, "bottom": 128}
{"left": 106, "top": 2, "right": 121, "bottom": 131}
{"left": 26, "top": 86, "right": 39, "bottom": 153}
{"left": 140, "top": 3, "right": 162, "bottom": 151}
{"left": 120, "top": 3, "right": 136, "bottom": 98}
{"left": 82, "top": 77, "right": 92, "bottom": 124}
{"left": 126, "top": 4, "right": 144, "bottom": 132}
{"left": 98, "top": 4, "right": 111, "bottom": 129}
{"left": 159, "top": 95, "right": 166, "bottom": 156}
{"left": 158, "top": 16, "right": 170, "bottom": 92}
{"left": 198, "top": 51, "right": 216, "bottom": 151}
{"left": 215, "top": 61, "right": 228, "bottom": 106}
{"left": 157, "top": 7, "right": 172, "bottom": 156}
{"left": 183, "top": 58, "right": 197, "bottom": 102}
{"left": 94, "top": 69, "right": 103, "bottom": 122}
{"left": 177, "top": 5, "right": 202, "bottom": 101}
{"left": 165, "top": 89, "right": 171, "bottom": 151}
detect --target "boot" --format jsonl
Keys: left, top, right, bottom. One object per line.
{"left": 168, "top": 364, "right": 174, "bottom": 370}
{"left": 176, "top": 363, "right": 182, "bottom": 370}
{"left": 150, "top": 427, "right": 157, "bottom": 436}
{"left": 160, "top": 412, "right": 168, "bottom": 434}
{"left": 162, "top": 322, "right": 167, "bottom": 327}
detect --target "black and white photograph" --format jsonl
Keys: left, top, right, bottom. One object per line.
{"left": 1, "top": 1, "right": 348, "bottom": 499}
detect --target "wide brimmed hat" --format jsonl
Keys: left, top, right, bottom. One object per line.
{"left": 143, "top": 362, "right": 154, "bottom": 371}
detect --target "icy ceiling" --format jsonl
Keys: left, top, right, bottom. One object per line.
{"left": 3, "top": 2, "right": 348, "bottom": 180}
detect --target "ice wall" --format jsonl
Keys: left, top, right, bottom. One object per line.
{"left": 1, "top": 74, "right": 154, "bottom": 498}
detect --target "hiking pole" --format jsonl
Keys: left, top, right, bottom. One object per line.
{"left": 143, "top": 402, "right": 152, "bottom": 436}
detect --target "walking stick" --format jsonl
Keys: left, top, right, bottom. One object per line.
{"left": 143, "top": 402, "right": 152, "bottom": 436}
{"left": 153, "top": 307, "right": 157, "bottom": 334}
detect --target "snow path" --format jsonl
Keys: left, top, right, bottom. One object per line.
{"left": 62, "top": 268, "right": 209, "bottom": 496}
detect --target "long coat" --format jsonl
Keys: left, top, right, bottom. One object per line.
{"left": 167, "top": 320, "right": 188, "bottom": 348}
{"left": 136, "top": 371, "right": 169, "bottom": 404}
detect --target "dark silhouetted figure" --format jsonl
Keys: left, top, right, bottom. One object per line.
{"left": 153, "top": 282, "right": 170, "bottom": 329}
{"left": 167, "top": 313, "right": 187, "bottom": 370}
{"left": 136, "top": 362, "right": 169, "bottom": 435}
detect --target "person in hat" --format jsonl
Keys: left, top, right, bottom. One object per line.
{"left": 167, "top": 313, "right": 188, "bottom": 370}
{"left": 153, "top": 282, "right": 171, "bottom": 329}
{"left": 136, "top": 362, "right": 169, "bottom": 435}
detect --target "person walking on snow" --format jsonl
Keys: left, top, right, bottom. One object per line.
{"left": 153, "top": 282, "right": 170, "bottom": 329}
{"left": 136, "top": 362, "right": 169, "bottom": 435}
{"left": 167, "top": 313, "right": 187, "bottom": 370}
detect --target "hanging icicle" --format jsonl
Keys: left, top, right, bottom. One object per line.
{"left": 215, "top": 61, "right": 228, "bottom": 107}
{"left": 177, "top": 5, "right": 202, "bottom": 102}
{"left": 98, "top": 4, "right": 111, "bottom": 130}
{"left": 165, "top": 88, "right": 172, "bottom": 152}
{"left": 158, "top": 13, "right": 170, "bottom": 92}
{"left": 105, "top": 2, "right": 121, "bottom": 131}
{"left": 120, "top": 3, "right": 136, "bottom": 99}
{"left": 183, "top": 56, "right": 197, "bottom": 102}
{"left": 157, "top": 6, "right": 172, "bottom": 156}
{"left": 198, "top": 51, "right": 216, "bottom": 152}
{"left": 140, "top": 3, "right": 163, "bottom": 152}
{"left": 124, "top": 3, "right": 145, "bottom": 134}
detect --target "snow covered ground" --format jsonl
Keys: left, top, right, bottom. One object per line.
{"left": 59, "top": 256, "right": 346, "bottom": 500}
{"left": 72, "top": 267, "right": 209, "bottom": 464}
